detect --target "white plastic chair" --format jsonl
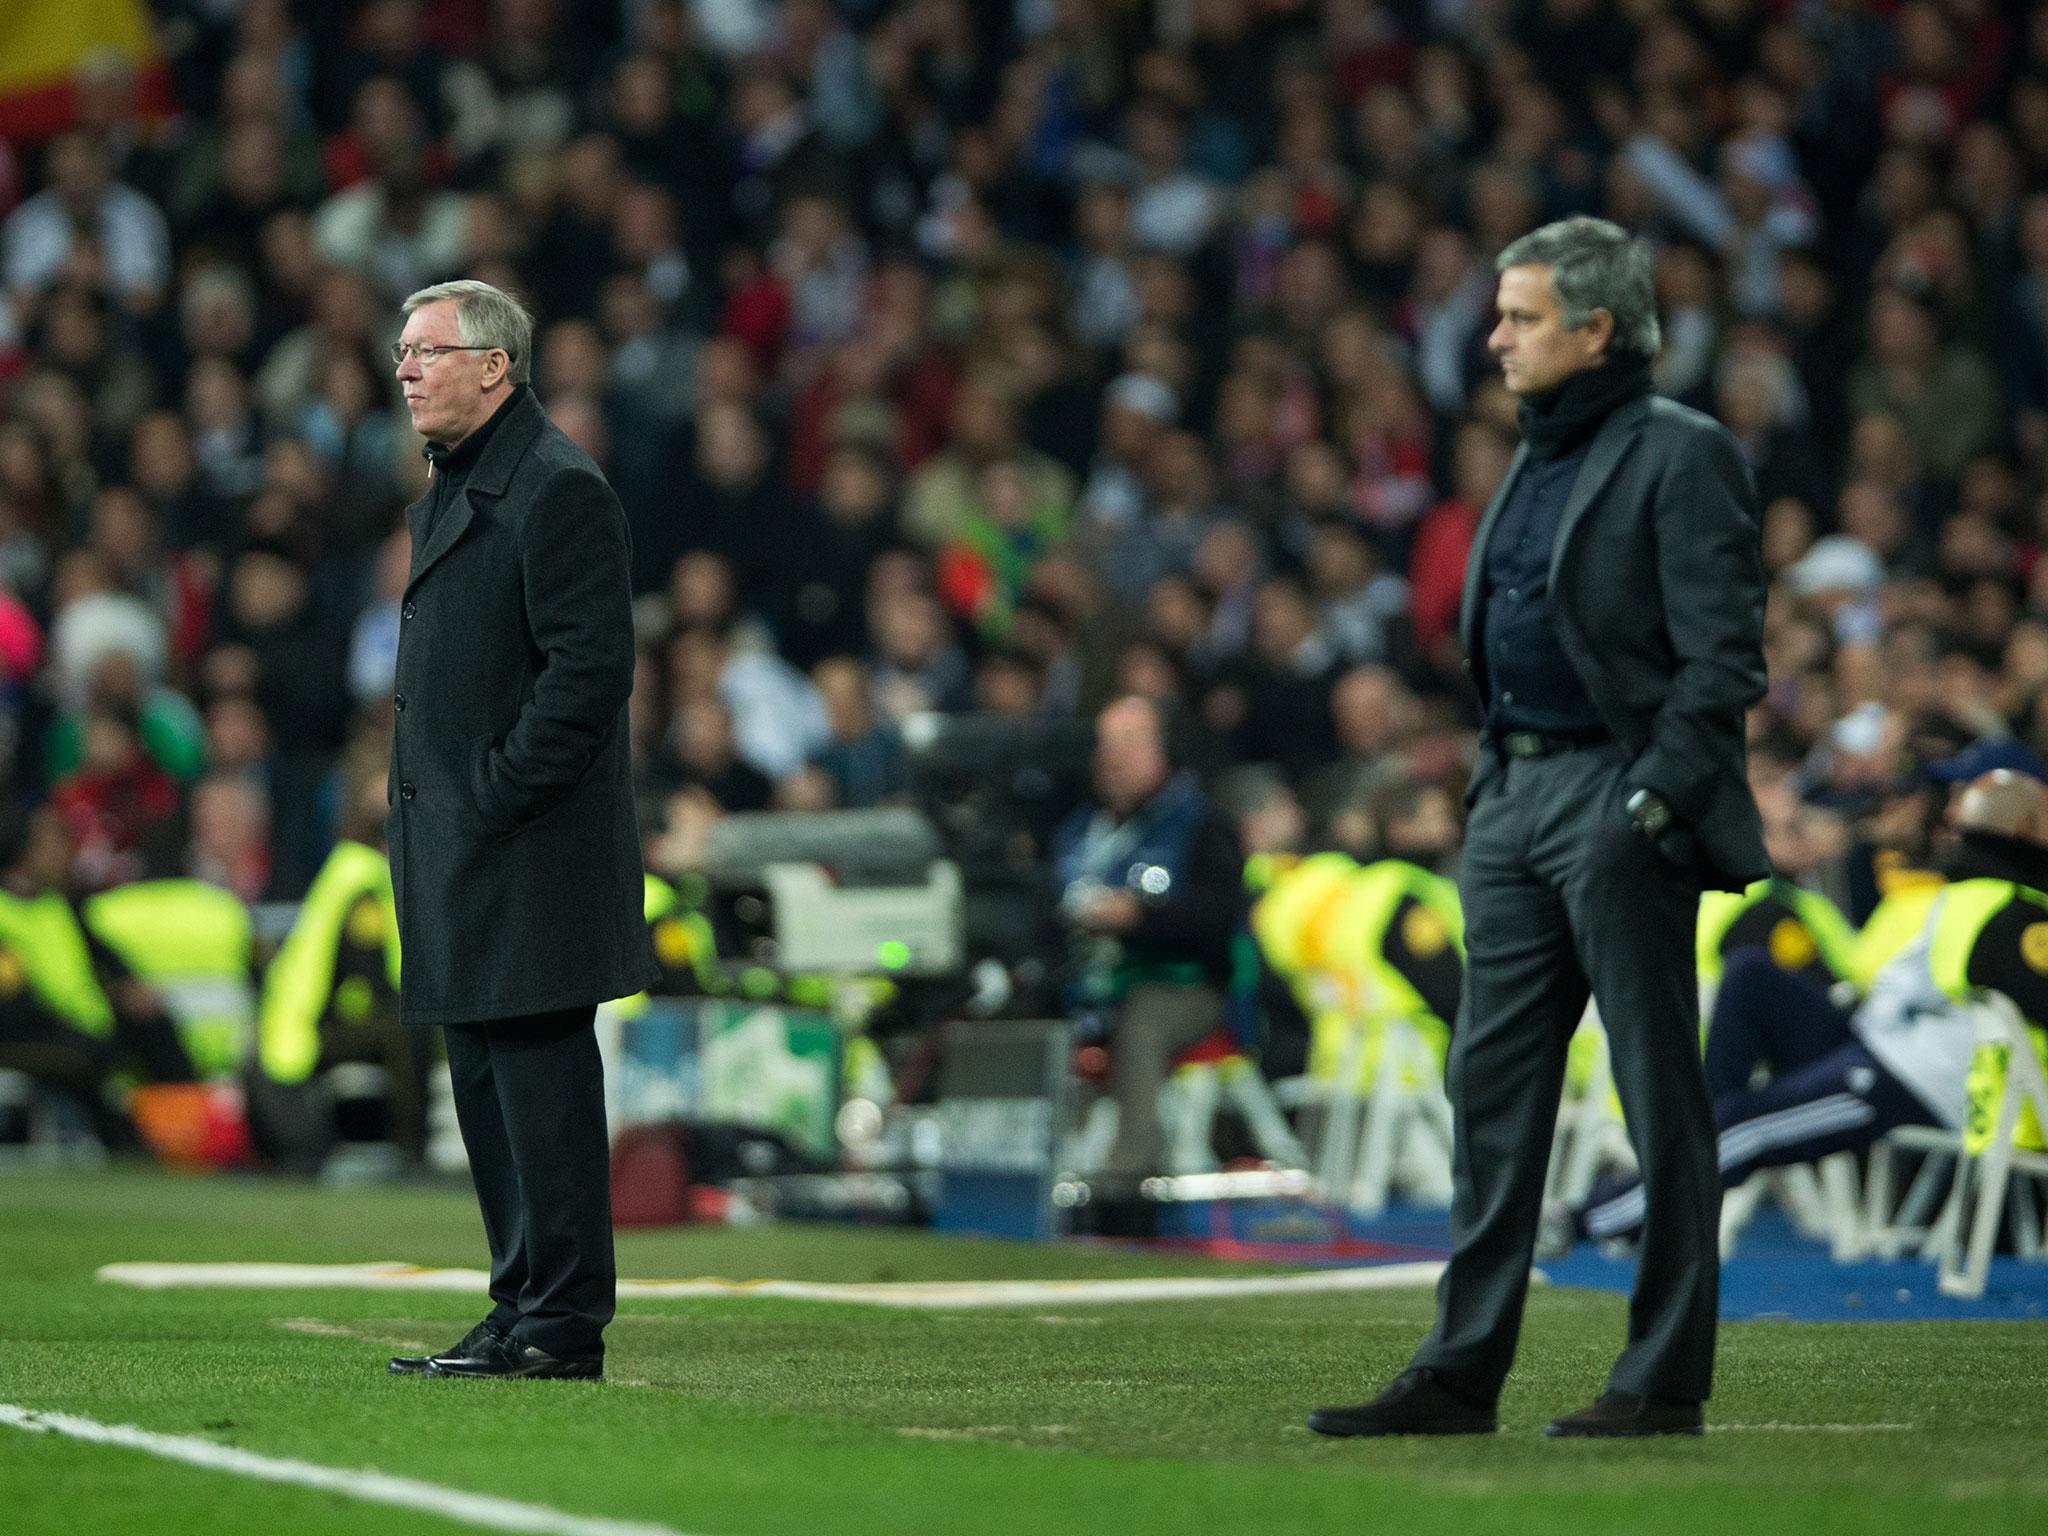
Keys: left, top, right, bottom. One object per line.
{"left": 1934, "top": 993, "right": 2048, "bottom": 1298}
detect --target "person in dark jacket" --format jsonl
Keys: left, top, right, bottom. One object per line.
{"left": 1053, "top": 694, "right": 1244, "bottom": 1184}
{"left": 1312, "top": 218, "right": 1769, "bottom": 1441}
{"left": 383, "top": 279, "right": 658, "bottom": 1383}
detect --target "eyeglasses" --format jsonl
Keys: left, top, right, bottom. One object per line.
{"left": 391, "top": 343, "right": 496, "bottom": 365}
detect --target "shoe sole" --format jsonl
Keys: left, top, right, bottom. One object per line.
{"left": 386, "top": 1360, "right": 431, "bottom": 1376}
{"left": 423, "top": 1362, "right": 604, "bottom": 1381}
{"left": 1544, "top": 1423, "right": 1704, "bottom": 1438}
{"left": 1307, "top": 1416, "right": 1498, "bottom": 1438}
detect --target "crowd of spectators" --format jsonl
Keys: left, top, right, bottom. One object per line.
{"left": 3, "top": 0, "right": 2047, "bottom": 920}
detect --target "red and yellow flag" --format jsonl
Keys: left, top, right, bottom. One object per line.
{"left": 0, "top": 0, "right": 174, "bottom": 143}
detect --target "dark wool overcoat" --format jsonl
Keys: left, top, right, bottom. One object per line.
{"left": 388, "top": 388, "right": 658, "bottom": 1025}
{"left": 1460, "top": 394, "right": 1772, "bottom": 893}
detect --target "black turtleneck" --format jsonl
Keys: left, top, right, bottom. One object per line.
{"left": 421, "top": 385, "right": 527, "bottom": 535}
{"left": 1481, "top": 355, "right": 1653, "bottom": 736}
{"left": 1515, "top": 352, "right": 1654, "bottom": 462}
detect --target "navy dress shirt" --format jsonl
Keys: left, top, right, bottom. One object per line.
{"left": 1480, "top": 442, "right": 1606, "bottom": 735}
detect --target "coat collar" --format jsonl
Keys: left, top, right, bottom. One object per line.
{"left": 404, "top": 389, "right": 547, "bottom": 597}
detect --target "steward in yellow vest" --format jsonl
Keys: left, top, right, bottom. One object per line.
{"left": 1252, "top": 775, "right": 1468, "bottom": 1094}
{"left": 0, "top": 928, "right": 146, "bottom": 1150}
{"left": 0, "top": 806, "right": 193, "bottom": 1087}
{"left": 82, "top": 878, "right": 255, "bottom": 1076}
{"left": 248, "top": 837, "right": 414, "bottom": 1168}
{"left": 1575, "top": 771, "right": 2048, "bottom": 1242}
{"left": 246, "top": 768, "right": 416, "bottom": 1171}
{"left": 1696, "top": 878, "right": 1854, "bottom": 992}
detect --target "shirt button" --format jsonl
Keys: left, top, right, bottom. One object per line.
{"left": 400, "top": 781, "right": 416, "bottom": 801}
{"left": 1507, "top": 587, "right": 1520, "bottom": 601}
{"left": 402, "top": 600, "right": 416, "bottom": 620}
{"left": 393, "top": 693, "right": 407, "bottom": 712}
{"left": 1502, "top": 691, "right": 1516, "bottom": 705}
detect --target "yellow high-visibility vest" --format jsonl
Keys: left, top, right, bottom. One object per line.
{"left": 256, "top": 841, "right": 400, "bottom": 1083}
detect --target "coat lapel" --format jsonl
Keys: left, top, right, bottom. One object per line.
{"left": 1458, "top": 442, "right": 1527, "bottom": 663}
{"left": 1545, "top": 394, "right": 1650, "bottom": 596}
{"left": 404, "top": 390, "right": 547, "bottom": 598}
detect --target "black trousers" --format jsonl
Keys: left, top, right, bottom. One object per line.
{"left": 442, "top": 1005, "right": 615, "bottom": 1361}
{"left": 1410, "top": 742, "right": 1719, "bottom": 1405}
{"left": 1582, "top": 950, "right": 1935, "bottom": 1240}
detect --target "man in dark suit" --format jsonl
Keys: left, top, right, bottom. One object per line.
{"left": 382, "top": 279, "right": 658, "bottom": 1382}
{"left": 1309, "top": 218, "right": 1769, "bottom": 1439}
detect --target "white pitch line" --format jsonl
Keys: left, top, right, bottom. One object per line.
{"left": 0, "top": 1403, "right": 702, "bottom": 1536}
{"left": 97, "top": 1260, "right": 1458, "bottom": 1309}
{"left": 1708, "top": 1423, "right": 1916, "bottom": 1434}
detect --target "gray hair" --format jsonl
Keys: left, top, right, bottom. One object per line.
{"left": 1496, "top": 217, "right": 1661, "bottom": 360}
{"left": 400, "top": 278, "right": 533, "bottom": 383}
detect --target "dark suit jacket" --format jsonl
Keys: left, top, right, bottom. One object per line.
{"left": 388, "top": 389, "right": 659, "bottom": 1025}
{"left": 1460, "top": 393, "right": 1770, "bottom": 893}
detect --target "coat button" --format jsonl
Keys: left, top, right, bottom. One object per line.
{"left": 402, "top": 600, "right": 416, "bottom": 620}
{"left": 393, "top": 693, "right": 406, "bottom": 712}
{"left": 400, "top": 781, "right": 416, "bottom": 800}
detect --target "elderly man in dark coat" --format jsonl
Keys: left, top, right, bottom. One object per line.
{"left": 382, "top": 279, "right": 657, "bottom": 1382}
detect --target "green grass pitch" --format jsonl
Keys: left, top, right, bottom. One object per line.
{"left": 1, "top": 1168, "right": 2045, "bottom": 1534}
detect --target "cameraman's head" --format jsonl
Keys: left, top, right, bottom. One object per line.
{"left": 1094, "top": 694, "right": 1174, "bottom": 818}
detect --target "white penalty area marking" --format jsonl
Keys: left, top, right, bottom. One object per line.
{"left": 0, "top": 1402, "right": 702, "bottom": 1536}
{"left": 1708, "top": 1422, "right": 1916, "bottom": 1434}
{"left": 98, "top": 1259, "right": 1457, "bottom": 1310}
{"left": 272, "top": 1317, "right": 428, "bottom": 1350}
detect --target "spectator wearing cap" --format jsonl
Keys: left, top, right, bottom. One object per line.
{"left": 1926, "top": 737, "right": 2048, "bottom": 791}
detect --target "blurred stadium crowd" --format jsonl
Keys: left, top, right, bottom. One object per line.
{"left": 6, "top": 0, "right": 2048, "bottom": 1164}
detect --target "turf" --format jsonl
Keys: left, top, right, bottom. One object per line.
{"left": 1, "top": 1169, "right": 2044, "bottom": 1535}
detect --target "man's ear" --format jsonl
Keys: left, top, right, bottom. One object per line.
{"left": 1582, "top": 307, "right": 1616, "bottom": 361}
{"left": 481, "top": 349, "right": 510, "bottom": 390}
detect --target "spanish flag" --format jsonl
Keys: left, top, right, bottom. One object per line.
{"left": 0, "top": 0, "right": 174, "bottom": 143}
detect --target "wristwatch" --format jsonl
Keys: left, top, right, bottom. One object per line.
{"left": 1626, "top": 787, "right": 1673, "bottom": 840}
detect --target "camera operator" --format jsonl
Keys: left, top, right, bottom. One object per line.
{"left": 1053, "top": 695, "right": 1244, "bottom": 1186}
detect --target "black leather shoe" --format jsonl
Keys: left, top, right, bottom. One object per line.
{"left": 388, "top": 1320, "right": 507, "bottom": 1376}
{"left": 1545, "top": 1390, "right": 1703, "bottom": 1438}
{"left": 424, "top": 1335, "right": 603, "bottom": 1381}
{"left": 1307, "top": 1369, "right": 1498, "bottom": 1437}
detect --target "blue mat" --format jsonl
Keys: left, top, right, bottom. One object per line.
{"left": 1145, "top": 1200, "right": 2048, "bottom": 1322}
{"left": 1542, "top": 1205, "right": 2048, "bottom": 1322}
